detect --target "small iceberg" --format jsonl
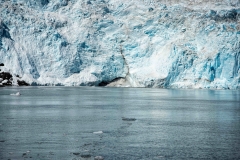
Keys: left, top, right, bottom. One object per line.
{"left": 93, "top": 131, "right": 103, "bottom": 134}
{"left": 94, "top": 156, "right": 104, "bottom": 160}
{"left": 10, "top": 92, "right": 21, "bottom": 96}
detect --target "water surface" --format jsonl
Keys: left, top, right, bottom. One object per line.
{"left": 0, "top": 87, "right": 240, "bottom": 160}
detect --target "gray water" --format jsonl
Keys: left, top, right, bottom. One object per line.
{"left": 0, "top": 87, "right": 240, "bottom": 160}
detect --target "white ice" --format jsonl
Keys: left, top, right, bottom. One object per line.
{"left": 0, "top": 0, "right": 239, "bottom": 89}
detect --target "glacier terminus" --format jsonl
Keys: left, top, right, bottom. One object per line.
{"left": 0, "top": 0, "right": 239, "bottom": 89}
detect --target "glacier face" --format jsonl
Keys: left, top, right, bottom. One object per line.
{"left": 0, "top": 0, "right": 239, "bottom": 89}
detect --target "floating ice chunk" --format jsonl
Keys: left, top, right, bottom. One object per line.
{"left": 10, "top": 92, "right": 21, "bottom": 96}
{"left": 93, "top": 131, "right": 103, "bottom": 134}
{"left": 94, "top": 156, "right": 104, "bottom": 160}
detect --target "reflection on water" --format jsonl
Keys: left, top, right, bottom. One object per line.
{"left": 0, "top": 87, "right": 240, "bottom": 159}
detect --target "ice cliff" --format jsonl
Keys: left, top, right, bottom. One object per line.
{"left": 0, "top": 0, "right": 239, "bottom": 89}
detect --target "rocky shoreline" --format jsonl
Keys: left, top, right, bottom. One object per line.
{"left": 0, "top": 63, "right": 29, "bottom": 87}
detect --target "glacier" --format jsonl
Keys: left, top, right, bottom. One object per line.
{"left": 0, "top": 0, "right": 239, "bottom": 89}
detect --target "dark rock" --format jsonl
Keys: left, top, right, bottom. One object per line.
{"left": 2, "top": 80, "right": 12, "bottom": 86}
{"left": 17, "top": 80, "right": 29, "bottom": 86}
{"left": 73, "top": 152, "right": 80, "bottom": 155}
{"left": 0, "top": 63, "right": 4, "bottom": 66}
{"left": 99, "top": 77, "right": 123, "bottom": 86}
{"left": 122, "top": 117, "right": 136, "bottom": 121}
{"left": 0, "top": 140, "right": 5, "bottom": 142}
{"left": 22, "top": 153, "right": 27, "bottom": 157}
{"left": 81, "top": 154, "right": 91, "bottom": 158}
{"left": 0, "top": 72, "right": 12, "bottom": 80}
{"left": 98, "top": 81, "right": 109, "bottom": 86}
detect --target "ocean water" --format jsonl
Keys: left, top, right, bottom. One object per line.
{"left": 0, "top": 87, "right": 240, "bottom": 160}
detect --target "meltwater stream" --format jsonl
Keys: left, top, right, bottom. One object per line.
{"left": 0, "top": 87, "right": 240, "bottom": 160}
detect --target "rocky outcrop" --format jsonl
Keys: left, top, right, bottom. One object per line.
{"left": 0, "top": 63, "right": 29, "bottom": 86}
{"left": 0, "top": 71, "right": 13, "bottom": 86}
